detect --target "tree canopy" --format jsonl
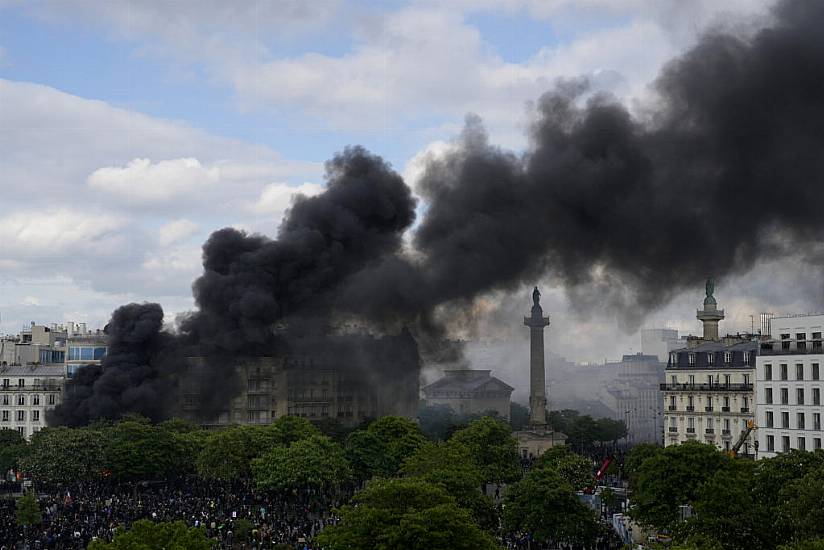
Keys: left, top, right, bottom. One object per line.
{"left": 251, "top": 434, "right": 352, "bottom": 491}
{"left": 315, "top": 478, "right": 498, "bottom": 550}
{"left": 87, "top": 520, "right": 212, "bottom": 550}
{"left": 450, "top": 416, "right": 520, "bottom": 483}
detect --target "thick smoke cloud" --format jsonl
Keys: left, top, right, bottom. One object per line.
{"left": 55, "top": 0, "right": 824, "bottom": 424}
{"left": 345, "top": 0, "right": 824, "bottom": 326}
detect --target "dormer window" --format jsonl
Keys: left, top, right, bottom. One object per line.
{"left": 707, "top": 353, "right": 714, "bottom": 365}
{"left": 743, "top": 351, "right": 750, "bottom": 366}
{"left": 669, "top": 352, "right": 677, "bottom": 365}
{"left": 724, "top": 351, "right": 732, "bottom": 364}
{"left": 688, "top": 353, "right": 695, "bottom": 366}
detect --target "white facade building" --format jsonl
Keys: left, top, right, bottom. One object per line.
{"left": 756, "top": 314, "right": 824, "bottom": 457}
{"left": 661, "top": 282, "right": 757, "bottom": 454}
{"left": 0, "top": 364, "right": 64, "bottom": 439}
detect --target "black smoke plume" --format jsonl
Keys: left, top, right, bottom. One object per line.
{"left": 54, "top": 0, "right": 824, "bottom": 424}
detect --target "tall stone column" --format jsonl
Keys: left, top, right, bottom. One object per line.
{"left": 524, "top": 287, "right": 550, "bottom": 428}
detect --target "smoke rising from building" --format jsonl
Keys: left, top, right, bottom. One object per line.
{"left": 53, "top": 0, "right": 824, "bottom": 424}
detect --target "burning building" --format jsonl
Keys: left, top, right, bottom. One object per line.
{"left": 180, "top": 332, "right": 420, "bottom": 426}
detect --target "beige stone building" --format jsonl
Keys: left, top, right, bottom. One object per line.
{"left": 180, "top": 332, "right": 420, "bottom": 427}
{"left": 661, "top": 281, "right": 757, "bottom": 455}
{"left": 0, "top": 364, "right": 64, "bottom": 439}
{"left": 422, "top": 369, "right": 513, "bottom": 419}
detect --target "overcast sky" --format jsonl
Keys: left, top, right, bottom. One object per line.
{"left": 3, "top": 0, "right": 818, "bottom": 365}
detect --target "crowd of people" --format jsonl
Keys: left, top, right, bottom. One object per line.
{"left": 0, "top": 478, "right": 346, "bottom": 549}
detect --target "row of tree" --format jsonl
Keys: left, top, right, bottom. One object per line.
{"left": 625, "top": 441, "right": 824, "bottom": 550}
{"left": 5, "top": 415, "right": 610, "bottom": 548}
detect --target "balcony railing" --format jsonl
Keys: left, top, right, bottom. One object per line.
{"left": 660, "top": 383, "right": 753, "bottom": 392}
{"left": 722, "top": 429, "right": 732, "bottom": 436}
{"left": 668, "top": 427, "right": 678, "bottom": 433}
{"left": 686, "top": 427, "right": 696, "bottom": 434}
{"left": 668, "top": 405, "right": 677, "bottom": 411}
{"left": 760, "top": 341, "right": 824, "bottom": 355}
{"left": 740, "top": 407, "right": 750, "bottom": 413}
{"left": 722, "top": 406, "right": 731, "bottom": 412}
{"left": 705, "top": 406, "right": 714, "bottom": 412}
{"left": 705, "top": 428, "right": 715, "bottom": 434}
{"left": 686, "top": 406, "right": 695, "bottom": 412}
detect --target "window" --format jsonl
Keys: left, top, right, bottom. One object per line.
{"left": 1, "top": 379, "right": 8, "bottom": 389}
{"left": 48, "top": 394, "right": 55, "bottom": 406}
{"left": 767, "top": 435, "right": 775, "bottom": 452}
{"left": 743, "top": 374, "right": 750, "bottom": 385}
{"left": 707, "top": 374, "right": 714, "bottom": 385}
{"left": 689, "top": 375, "right": 695, "bottom": 385}
{"left": 815, "top": 438, "right": 822, "bottom": 450}
{"left": 724, "top": 396, "right": 731, "bottom": 409}
{"left": 16, "top": 410, "right": 25, "bottom": 422}
{"left": 782, "top": 334, "right": 791, "bottom": 350}
{"left": 669, "top": 396, "right": 676, "bottom": 408}
{"left": 0, "top": 395, "right": 6, "bottom": 406}
{"left": 724, "top": 418, "right": 731, "bottom": 431}
{"left": 32, "top": 394, "right": 39, "bottom": 406}
{"left": 814, "top": 363, "right": 820, "bottom": 381}
{"left": 671, "top": 375, "right": 678, "bottom": 385}
{"left": 32, "top": 410, "right": 39, "bottom": 422}
{"left": 688, "top": 396, "right": 694, "bottom": 408}
{"left": 814, "top": 334, "right": 823, "bottom": 350}
{"left": 765, "top": 364, "right": 773, "bottom": 381}
{"left": 798, "top": 413, "right": 805, "bottom": 430}
{"left": 783, "top": 436, "right": 791, "bottom": 452}
{"left": 782, "top": 412, "right": 790, "bottom": 429}
{"left": 742, "top": 396, "right": 749, "bottom": 411}
{"left": 16, "top": 395, "right": 24, "bottom": 406}
{"left": 781, "top": 364, "right": 789, "bottom": 380}
{"left": 766, "top": 411, "right": 774, "bottom": 428}
{"left": 689, "top": 353, "right": 695, "bottom": 366}
{"left": 781, "top": 388, "right": 789, "bottom": 404}
{"left": 1, "top": 410, "right": 7, "bottom": 422}
{"left": 766, "top": 388, "right": 773, "bottom": 404}
{"left": 797, "top": 364, "right": 805, "bottom": 381}
{"left": 743, "top": 351, "right": 751, "bottom": 365}
{"left": 17, "top": 379, "right": 24, "bottom": 388}
{"left": 707, "top": 417, "right": 714, "bottom": 429}
{"left": 17, "top": 427, "right": 24, "bottom": 437}
{"left": 724, "top": 351, "right": 732, "bottom": 364}
{"left": 724, "top": 374, "right": 731, "bottom": 386}
{"left": 814, "top": 388, "right": 821, "bottom": 405}
{"left": 670, "top": 353, "right": 677, "bottom": 365}
{"left": 797, "top": 388, "right": 805, "bottom": 405}
{"left": 814, "top": 413, "right": 821, "bottom": 431}
{"left": 707, "top": 396, "right": 713, "bottom": 409}
{"left": 707, "top": 352, "right": 714, "bottom": 365}
{"left": 798, "top": 437, "right": 806, "bottom": 451}
{"left": 688, "top": 417, "right": 695, "bottom": 429}
{"left": 797, "top": 333, "right": 807, "bottom": 349}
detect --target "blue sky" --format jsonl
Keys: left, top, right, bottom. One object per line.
{"left": 0, "top": 0, "right": 783, "bottom": 362}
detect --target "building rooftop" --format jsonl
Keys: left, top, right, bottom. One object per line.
{"left": 422, "top": 369, "right": 514, "bottom": 395}
{"left": 0, "top": 364, "right": 65, "bottom": 376}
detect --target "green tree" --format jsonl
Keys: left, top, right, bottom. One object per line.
{"left": 315, "top": 478, "right": 498, "bottom": 550}
{"left": 624, "top": 443, "right": 661, "bottom": 485}
{"left": 418, "top": 404, "right": 460, "bottom": 441}
{"left": 345, "top": 429, "right": 393, "bottom": 481}
{"left": 345, "top": 416, "right": 427, "bottom": 479}
{"left": 780, "top": 463, "right": 824, "bottom": 544}
{"left": 779, "top": 541, "right": 824, "bottom": 550}
{"left": 752, "top": 450, "right": 824, "bottom": 547}
{"left": 402, "top": 442, "right": 497, "bottom": 530}
{"left": 450, "top": 416, "right": 520, "bottom": 483}
{"left": 104, "top": 420, "right": 190, "bottom": 481}
{"left": 20, "top": 426, "right": 106, "bottom": 484}
{"left": 0, "top": 428, "right": 26, "bottom": 476}
{"left": 679, "top": 460, "right": 757, "bottom": 550}
{"left": 536, "top": 446, "right": 593, "bottom": 491}
{"left": 503, "top": 466, "right": 601, "bottom": 546}
{"left": 263, "top": 415, "right": 321, "bottom": 446}
{"left": 629, "top": 441, "right": 729, "bottom": 531}
{"left": 196, "top": 425, "right": 259, "bottom": 481}
{"left": 16, "top": 491, "right": 41, "bottom": 527}
{"left": 87, "top": 519, "right": 213, "bottom": 550}
{"left": 251, "top": 434, "right": 352, "bottom": 491}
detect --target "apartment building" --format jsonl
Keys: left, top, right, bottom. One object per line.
{"left": 0, "top": 364, "right": 64, "bottom": 438}
{"left": 756, "top": 314, "right": 824, "bottom": 457}
{"left": 605, "top": 353, "right": 665, "bottom": 444}
{"left": 661, "top": 281, "right": 757, "bottom": 454}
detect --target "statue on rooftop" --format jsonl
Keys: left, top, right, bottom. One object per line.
{"left": 706, "top": 278, "right": 715, "bottom": 300}
{"left": 532, "top": 286, "right": 541, "bottom": 307}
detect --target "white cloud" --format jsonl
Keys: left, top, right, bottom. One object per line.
{"left": 158, "top": 219, "right": 200, "bottom": 247}
{"left": 0, "top": 208, "right": 124, "bottom": 253}
{"left": 88, "top": 158, "right": 220, "bottom": 202}
{"left": 251, "top": 181, "right": 324, "bottom": 222}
